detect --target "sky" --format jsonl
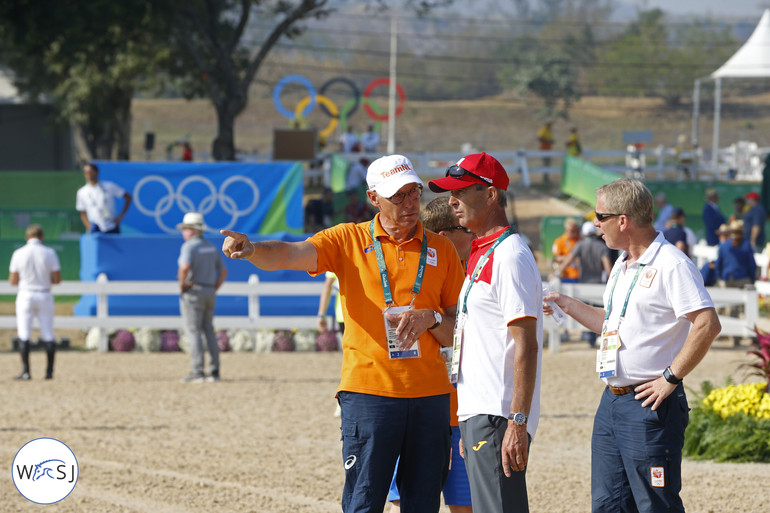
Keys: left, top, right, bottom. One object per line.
{"left": 618, "top": 0, "right": 769, "bottom": 19}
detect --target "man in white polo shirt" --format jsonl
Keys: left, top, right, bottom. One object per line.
{"left": 9, "top": 224, "right": 61, "bottom": 380}
{"left": 544, "top": 178, "right": 721, "bottom": 513}
{"left": 76, "top": 162, "right": 132, "bottom": 234}
{"left": 429, "top": 152, "right": 543, "bottom": 513}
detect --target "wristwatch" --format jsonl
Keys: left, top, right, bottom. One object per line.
{"left": 429, "top": 310, "right": 442, "bottom": 330}
{"left": 663, "top": 366, "right": 683, "bottom": 385}
{"left": 508, "top": 412, "right": 528, "bottom": 425}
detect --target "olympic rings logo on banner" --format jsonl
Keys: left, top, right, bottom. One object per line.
{"left": 133, "top": 175, "right": 260, "bottom": 234}
{"left": 272, "top": 75, "right": 406, "bottom": 138}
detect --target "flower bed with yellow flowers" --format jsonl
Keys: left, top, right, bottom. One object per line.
{"left": 702, "top": 382, "right": 770, "bottom": 420}
{"left": 683, "top": 326, "right": 770, "bottom": 462}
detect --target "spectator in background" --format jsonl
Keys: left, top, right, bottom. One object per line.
{"left": 653, "top": 192, "right": 675, "bottom": 232}
{"left": 305, "top": 188, "right": 336, "bottom": 232}
{"left": 317, "top": 272, "right": 343, "bottom": 334}
{"left": 360, "top": 124, "right": 381, "bottom": 153}
{"left": 715, "top": 220, "right": 756, "bottom": 288}
{"left": 177, "top": 212, "right": 228, "bottom": 383}
{"left": 346, "top": 157, "right": 369, "bottom": 191}
{"left": 742, "top": 191, "right": 767, "bottom": 253}
{"left": 730, "top": 196, "right": 747, "bottom": 224}
{"left": 702, "top": 188, "right": 726, "bottom": 246}
{"left": 537, "top": 121, "right": 555, "bottom": 167}
{"left": 76, "top": 163, "right": 133, "bottom": 234}
{"left": 700, "top": 224, "right": 734, "bottom": 286}
{"left": 551, "top": 221, "right": 613, "bottom": 347}
{"left": 339, "top": 126, "right": 360, "bottom": 153}
{"left": 565, "top": 126, "right": 582, "bottom": 157}
{"left": 663, "top": 208, "right": 690, "bottom": 257}
{"left": 181, "top": 142, "right": 193, "bottom": 161}
{"left": 675, "top": 134, "right": 695, "bottom": 180}
{"left": 715, "top": 219, "right": 756, "bottom": 347}
{"left": 552, "top": 218, "right": 581, "bottom": 283}
{"left": 9, "top": 224, "right": 61, "bottom": 380}
{"left": 343, "top": 189, "right": 373, "bottom": 224}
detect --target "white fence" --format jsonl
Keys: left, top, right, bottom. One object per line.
{"left": 2, "top": 273, "right": 768, "bottom": 354}
{"left": 0, "top": 273, "right": 324, "bottom": 352}
{"left": 692, "top": 242, "right": 770, "bottom": 279}
{"left": 544, "top": 280, "right": 770, "bottom": 353}
{"left": 333, "top": 147, "right": 675, "bottom": 186}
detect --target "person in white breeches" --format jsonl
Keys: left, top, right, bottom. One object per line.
{"left": 8, "top": 224, "right": 61, "bottom": 380}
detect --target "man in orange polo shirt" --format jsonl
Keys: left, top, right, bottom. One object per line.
{"left": 221, "top": 154, "right": 465, "bottom": 513}
{"left": 552, "top": 217, "right": 582, "bottom": 283}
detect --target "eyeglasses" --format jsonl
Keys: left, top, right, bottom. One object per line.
{"left": 438, "top": 225, "right": 473, "bottom": 233}
{"left": 387, "top": 185, "right": 423, "bottom": 205}
{"left": 445, "top": 165, "right": 492, "bottom": 185}
{"left": 594, "top": 211, "right": 623, "bottom": 222}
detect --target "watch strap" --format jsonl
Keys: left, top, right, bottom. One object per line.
{"left": 429, "top": 310, "right": 442, "bottom": 330}
{"left": 663, "top": 366, "right": 682, "bottom": 384}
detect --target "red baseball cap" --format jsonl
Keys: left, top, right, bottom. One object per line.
{"left": 745, "top": 191, "right": 760, "bottom": 201}
{"left": 428, "top": 152, "right": 509, "bottom": 192}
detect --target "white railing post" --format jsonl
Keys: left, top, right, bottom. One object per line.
{"left": 743, "top": 283, "right": 759, "bottom": 338}
{"left": 655, "top": 145, "right": 665, "bottom": 180}
{"left": 517, "top": 148, "right": 531, "bottom": 188}
{"left": 96, "top": 273, "right": 109, "bottom": 352}
{"left": 248, "top": 274, "right": 260, "bottom": 325}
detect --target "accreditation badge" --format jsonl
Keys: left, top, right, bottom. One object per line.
{"left": 384, "top": 305, "right": 420, "bottom": 359}
{"left": 596, "top": 330, "right": 621, "bottom": 378}
{"left": 449, "top": 312, "right": 467, "bottom": 383}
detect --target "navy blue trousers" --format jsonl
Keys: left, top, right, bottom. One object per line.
{"left": 338, "top": 391, "right": 450, "bottom": 513}
{"left": 591, "top": 383, "right": 689, "bottom": 513}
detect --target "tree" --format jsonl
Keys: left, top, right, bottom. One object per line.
{"left": 0, "top": 1, "right": 165, "bottom": 160}
{"left": 503, "top": 50, "right": 581, "bottom": 121}
{"left": 164, "top": 0, "right": 452, "bottom": 161}
{"left": 595, "top": 9, "right": 737, "bottom": 107}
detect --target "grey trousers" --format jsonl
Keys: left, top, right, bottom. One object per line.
{"left": 180, "top": 287, "right": 219, "bottom": 375}
{"left": 459, "top": 414, "right": 531, "bottom": 513}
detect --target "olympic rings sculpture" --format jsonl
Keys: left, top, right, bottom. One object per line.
{"left": 133, "top": 174, "right": 260, "bottom": 234}
{"left": 273, "top": 75, "right": 405, "bottom": 136}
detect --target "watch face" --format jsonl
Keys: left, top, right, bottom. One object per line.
{"left": 509, "top": 412, "right": 527, "bottom": 424}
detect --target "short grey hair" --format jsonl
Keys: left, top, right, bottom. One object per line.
{"left": 596, "top": 178, "right": 654, "bottom": 227}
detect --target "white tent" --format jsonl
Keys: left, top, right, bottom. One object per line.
{"left": 692, "top": 8, "right": 770, "bottom": 168}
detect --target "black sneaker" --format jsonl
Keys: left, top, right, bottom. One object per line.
{"left": 206, "top": 371, "right": 220, "bottom": 383}
{"left": 181, "top": 373, "right": 205, "bottom": 383}
{"left": 14, "top": 372, "right": 31, "bottom": 381}
{"left": 45, "top": 373, "right": 53, "bottom": 380}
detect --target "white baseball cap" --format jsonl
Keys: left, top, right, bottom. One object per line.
{"left": 581, "top": 221, "right": 597, "bottom": 237}
{"left": 366, "top": 154, "right": 423, "bottom": 198}
{"left": 176, "top": 212, "right": 204, "bottom": 231}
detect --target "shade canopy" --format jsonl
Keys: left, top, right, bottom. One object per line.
{"left": 712, "top": 9, "right": 770, "bottom": 79}
{"left": 693, "top": 9, "right": 770, "bottom": 169}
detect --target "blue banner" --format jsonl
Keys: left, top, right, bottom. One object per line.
{"left": 94, "top": 161, "right": 304, "bottom": 235}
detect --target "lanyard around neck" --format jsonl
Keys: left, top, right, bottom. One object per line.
{"left": 370, "top": 219, "right": 428, "bottom": 307}
{"left": 460, "top": 226, "right": 517, "bottom": 314}
{"left": 604, "top": 262, "right": 646, "bottom": 326}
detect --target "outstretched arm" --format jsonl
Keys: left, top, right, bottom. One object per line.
{"left": 543, "top": 291, "right": 605, "bottom": 333}
{"left": 220, "top": 229, "right": 318, "bottom": 271}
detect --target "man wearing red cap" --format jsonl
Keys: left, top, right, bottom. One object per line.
{"left": 222, "top": 154, "right": 465, "bottom": 513}
{"left": 429, "top": 152, "right": 543, "bottom": 513}
{"left": 742, "top": 191, "right": 766, "bottom": 252}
